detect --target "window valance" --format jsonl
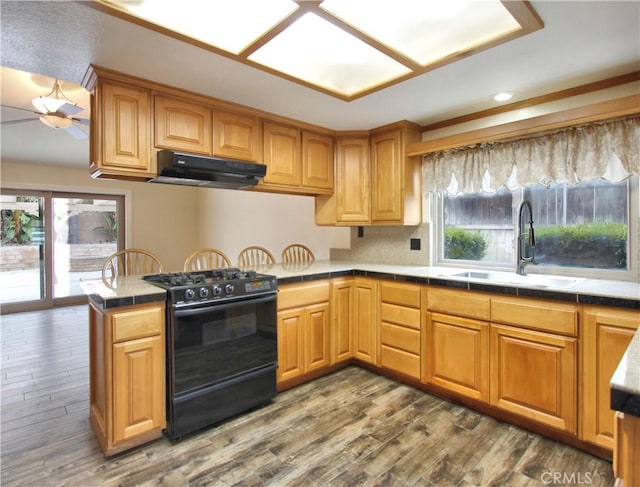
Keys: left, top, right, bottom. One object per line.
{"left": 422, "top": 115, "right": 640, "bottom": 194}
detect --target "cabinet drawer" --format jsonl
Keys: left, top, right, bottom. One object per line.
{"left": 427, "top": 287, "right": 490, "bottom": 321}
{"left": 112, "top": 305, "right": 164, "bottom": 342}
{"left": 380, "top": 282, "right": 421, "bottom": 308}
{"left": 380, "top": 345, "right": 420, "bottom": 380}
{"left": 380, "top": 303, "right": 421, "bottom": 330}
{"left": 380, "top": 322, "right": 420, "bottom": 354}
{"left": 278, "top": 281, "right": 330, "bottom": 310}
{"left": 491, "top": 296, "right": 578, "bottom": 336}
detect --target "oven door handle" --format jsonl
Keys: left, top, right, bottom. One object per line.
{"left": 172, "top": 293, "right": 276, "bottom": 318}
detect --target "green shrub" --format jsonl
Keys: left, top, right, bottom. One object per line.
{"left": 445, "top": 227, "right": 488, "bottom": 260}
{"left": 535, "top": 222, "right": 627, "bottom": 269}
{"left": 1, "top": 209, "right": 39, "bottom": 245}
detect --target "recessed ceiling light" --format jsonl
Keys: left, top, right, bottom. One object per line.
{"left": 492, "top": 92, "right": 514, "bottom": 102}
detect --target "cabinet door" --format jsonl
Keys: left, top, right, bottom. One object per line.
{"left": 302, "top": 132, "right": 334, "bottom": 191}
{"left": 213, "top": 109, "right": 260, "bottom": 161}
{"left": 331, "top": 279, "right": 353, "bottom": 364}
{"left": 113, "top": 335, "right": 165, "bottom": 443}
{"left": 353, "top": 278, "right": 378, "bottom": 364}
{"left": 490, "top": 324, "right": 577, "bottom": 433}
{"left": 262, "top": 122, "right": 301, "bottom": 186}
{"left": 277, "top": 307, "right": 306, "bottom": 382}
{"left": 154, "top": 94, "right": 212, "bottom": 154}
{"left": 306, "top": 302, "right": 330, "bottom": 372}
{"left": 425, "top": 312, "right": 489, "bottom": 402}
{"left": 582, "top": 307, "right": 639, "bottom": 449}
{"left": 96, "top": 80, "right": 151, "bottom": 176}
{"left": 336, "top": 137, "right": 370, "bottom": 223}
{"left": 370, "top": 129, "right": 402, "bottom": 222}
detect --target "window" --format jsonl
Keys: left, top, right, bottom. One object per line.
{"left": 436, "top": 176, "right": 637, "bottom": 280}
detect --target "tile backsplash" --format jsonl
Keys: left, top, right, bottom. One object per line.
{"left": 330, "top": 224, "right": 430, "bottom": 266}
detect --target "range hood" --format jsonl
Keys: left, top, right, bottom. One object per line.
{"left": 149, "top": 150, "right": 266, "bottom": 189}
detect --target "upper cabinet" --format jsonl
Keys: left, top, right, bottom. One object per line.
{"left": 335, "top": 136, "right": 370, "bottom": 224}
{"left": 85, "top": 66, "right": 335, "bottom": 194}
{"left": 154, "top": 94, "right": 212, "bottom": 155}
{"left": 89, "top": 78, "right": 152, "bottom": 179}
{"left": 262, "top": 122, "right": 301, "bottom": 187}
{"left": 212, "top": 109, "right": 260, "bottom": 162}
{"left": 84, "top": 66, "right": 421, "bottom": 208}
{"left": 259, "top": 121, "right": 334, "bottom": 195}
{"left": 315, "top": 122, "right": 422, "bottom": 226}
{"left": 302, "top": 131, "right": 334, "bottom": 192}
{"left": 154, "top": 97, "right": 261, "bottom": 160}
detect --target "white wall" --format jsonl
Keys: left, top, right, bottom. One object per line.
{"left": 196, "top": 188, "right": 350, "bottom": 264}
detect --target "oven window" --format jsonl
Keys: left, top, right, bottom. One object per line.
{"left": 171, "top": 296, "right": 277, "bottom": 395}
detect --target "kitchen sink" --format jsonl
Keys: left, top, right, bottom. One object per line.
{"left": 443, "top": 270, "right": 584, "bottom": 289}
{"left": 516, "top": 275, "right": 585, "bottom": 289}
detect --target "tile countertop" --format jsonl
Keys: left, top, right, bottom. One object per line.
{"left": 81, "top": 260, "right": 640, "bottom": 308}
{"left": 611, "top": 330, "right": 640, "bottom": 418}
{"left": 81, "top": 275, "right": 167, "bottom": 309}
{"left": 272, "top": 260, "right": 640, "bottom": 307}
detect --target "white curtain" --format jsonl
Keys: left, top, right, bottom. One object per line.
{"left": 422, "top": 116, "right": 640, "bottom": 194}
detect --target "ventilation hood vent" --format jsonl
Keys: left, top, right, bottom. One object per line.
{"left": 149, "top": 150, "right": 266, "bottom": 189}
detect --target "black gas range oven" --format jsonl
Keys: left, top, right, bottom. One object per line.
{"left": 143, "top": 268, "right": 278, "bottom": 440}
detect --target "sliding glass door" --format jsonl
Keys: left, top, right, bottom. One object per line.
{"left": 1, "top": 190, "right": 123, "bottom": 313}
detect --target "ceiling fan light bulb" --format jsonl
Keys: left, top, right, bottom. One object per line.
{"left": 39, "top": 114, "right": 73, "bottom": 129}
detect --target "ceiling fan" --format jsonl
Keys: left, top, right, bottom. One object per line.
{"left": 1, "top": 79, "right": 89, "bottom": 139}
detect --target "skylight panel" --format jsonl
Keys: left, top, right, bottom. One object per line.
{"left": 248, "top": 13, "right": 411, "bottom": 97}
{"left": 106, "top": 0, "right": 299, "bottom": 54}
{"left": 320, "top": 0, "right": 522, "bottom": 66}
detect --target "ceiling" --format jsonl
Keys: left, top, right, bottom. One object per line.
{"left": 1, "top": 0, "right": 639, "bottom": 169}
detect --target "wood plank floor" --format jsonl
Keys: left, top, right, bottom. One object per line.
{"left": 1, "top": 305, "right": 615, "bottom": 486}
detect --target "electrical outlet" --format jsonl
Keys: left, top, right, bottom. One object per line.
{"left": 357, "top": 226, "right": 364, "bottom": 238}
{"left": 410, "top": 238, "right": 421, "bottom": 250}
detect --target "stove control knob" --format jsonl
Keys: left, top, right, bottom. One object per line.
{"left": 184, "top": 288, "right": 195, "bottom": 300}
{"left": 212, "top": 285, "right": 222, "bottom": 296}
{"left": 225, "top": 284, "right": 235, "bottom": 294}
{"left": 199, "top": 287, "right": 209, "bottom": 299}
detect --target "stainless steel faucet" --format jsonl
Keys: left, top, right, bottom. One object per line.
{"left": 517, "top": 201, "right": 535, "bottom": 275}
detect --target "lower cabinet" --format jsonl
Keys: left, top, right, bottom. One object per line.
{"left": 379, "top": 281, "right": 421, "bottom": 380}
{"left": 425, "top": 312, "right": 489, "bottom": 402}
{"left": 277, "top": 281, "right": 330, "bottom": 384}
{"left": 331, "top": 278, "right": 354, "bottom": 364}
{"left": 490, "top": 324, "right": 577, "bottom": 433}
{"left": 352, "top": 277, "right": 379, "bottom": 365}
{"left": 424, "top": 288, "right": 579, "bottom": 435}
{"left": 273, "top": 277, "right": 636, "bottom": 456}
{"left": 89, "top": 301, "right": 166, "bottom": 456}
{"left": 582, "top": 306, "right": 640, "bottom": 449}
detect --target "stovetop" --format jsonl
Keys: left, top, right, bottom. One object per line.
{"left": 143, "top": 268, "right": 277, "bottom": 305}
{"left": 143, "top": 268, "right": 260, "bottom": 288}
